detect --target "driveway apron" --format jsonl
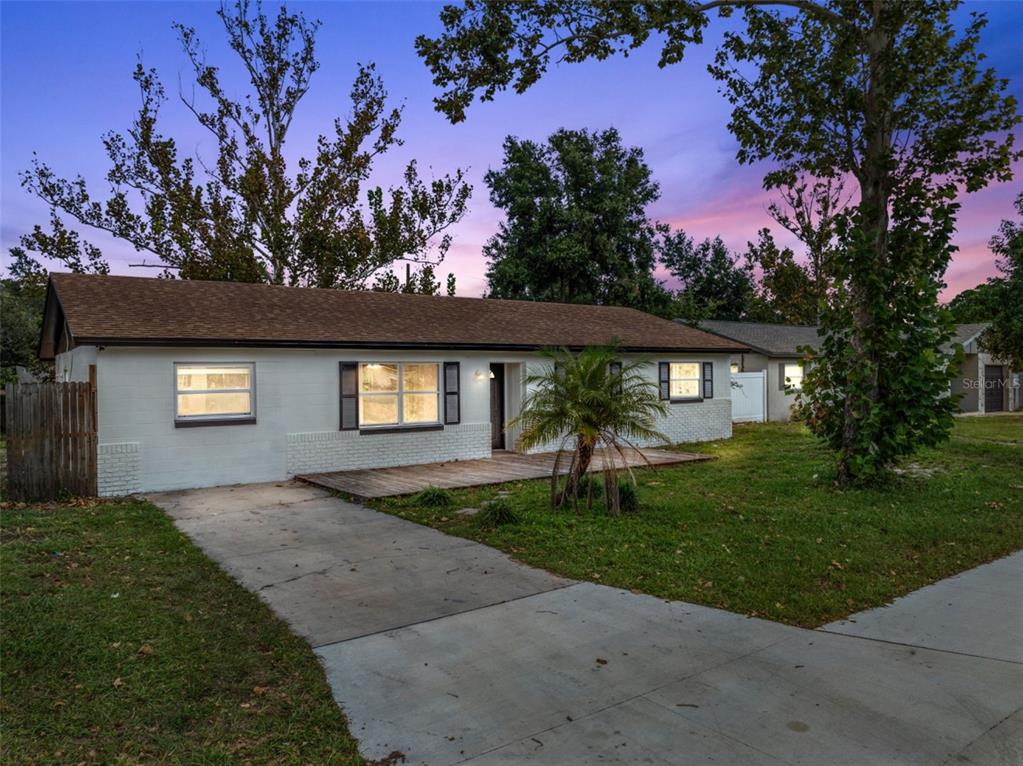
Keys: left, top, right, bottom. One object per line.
{"left": 150, "top": 484, "right": 1023, "bottom": 765}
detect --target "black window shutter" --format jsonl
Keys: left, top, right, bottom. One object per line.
{"left": 609, "top": 361, "right": 623, "bottom": 395}
{"left": 779, "top": 362, "right": 787, "bottom": 391}
{"left": 658, "top": 362, "right": 670, "bottom": 400}
{"left": 443, "top": 362, "right": 460, "bottom": 424}
{"left": 703, "top": 362, "right": 714, "bottom": 399}
{"left": 340, "top": 362, "right": 359, "bottom": 430}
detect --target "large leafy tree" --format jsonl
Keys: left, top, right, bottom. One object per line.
{"left": 0, "top": 250, "right": 52, "bottom": 383}
{"left": 946, "top": 282, "right": 1000, "bottom": 324}
{"left": 484, "top": 128, "right": 670, "bottom": 312}
{"left": 765, "top": 177, "right": 848, "bottom": 320}
{"left": 743, "top": 229, "right": 818, "bottom": 325}
{"left": 660, "top": 233, "right": 755, "bottom": 321}
{"left": 982, "top": 192, "right": 1023, "bottom": 369}
{"left": 19, "top": 1, "right": 470, "bottom": 292}
{"left": 418, "top": 0, "right": 1020, "bottom": 484}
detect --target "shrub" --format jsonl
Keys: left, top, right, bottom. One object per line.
{"left": 413, "top": 486, "right": 453, "bottom": 507}
{"left": 617, "top": 480, "right": 639, "bottom": 515}
{"left": 476, "top": 498, "right": 519, "bottom": 528}
{"left": 577, "top": 474, "right": 604, "bottom": 500}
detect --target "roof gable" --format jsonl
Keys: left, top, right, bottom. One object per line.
{"left": 41, "top": 273, "right": 747, "bottom": 359}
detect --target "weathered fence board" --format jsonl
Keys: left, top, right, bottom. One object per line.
{"left": 4, "top": 380, "right": 97, "bottom": 501}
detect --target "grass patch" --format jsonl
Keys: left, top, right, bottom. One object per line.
{"left": 476, "top": 498, "right": 519, "bottom": 528}
{"left": 373, "top": 416, "right": 1023, "bottom": 628}
{"left": 0, "top": 498, "right": 363, "bottom": 765}
{"left": 412, "top": 485, "right": 454, "bottom": 507}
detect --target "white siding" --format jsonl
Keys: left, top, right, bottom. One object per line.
{"left": 54, "top": 346, "right": 96, "bottom": 382}
{"left": 732, "top": 352, "right": 801, "bottom": 422}
{"left": 83, "top": 346, "right": 736, "bottom": 495}
{"left": 518, "top": 356, "right": 732, "bottom": 453}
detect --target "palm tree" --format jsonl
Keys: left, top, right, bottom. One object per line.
{"left": 508, "top": 346, "right": 669, "bottom": 513}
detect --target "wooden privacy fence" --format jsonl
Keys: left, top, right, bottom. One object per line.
{"left": 4, "top": 379, "right": 97, "bottom": 501}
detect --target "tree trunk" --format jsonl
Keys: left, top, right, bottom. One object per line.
{"left": 559, "top": 437, "right": 595, "bottom": 507}
{"left": 839, "top": 2, "right": 890, "bottom": 484}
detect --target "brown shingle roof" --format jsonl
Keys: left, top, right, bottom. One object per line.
{"left": 43, "top": 273, "right": 746, "bottom": 358}
{"left": 695, "top": 320, "right": 821, "bottom": 357}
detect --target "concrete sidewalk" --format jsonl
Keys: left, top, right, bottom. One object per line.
{"left": 150, "top": 484, "right": 1023, "bottom": 765}
{"left": 821, "top": 552, "right": 1022, "bottom": 663}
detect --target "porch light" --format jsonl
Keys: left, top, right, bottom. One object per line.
{"left": 475, "top": 369, "right": 487, "bottom": 381}
{"left": 489, "top": 370, "right": 496, "bottom": 379}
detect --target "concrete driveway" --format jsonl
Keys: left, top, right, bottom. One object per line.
{"left": 151, "top": 482, "right": 1023, "bottom": 765}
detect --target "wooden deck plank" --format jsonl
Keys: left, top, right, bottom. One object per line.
{"left": 298, "top": 448, "right": 710, "bottom": 500}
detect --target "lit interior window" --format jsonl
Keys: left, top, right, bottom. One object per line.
{"left": 175, "top": 364, "right": 254, "bottom": 421}
{"left": 783, "top": 363, "right": 804, "bottom": 390}
{"left": 359, "top": 362, "right": 439, "bottom": 427}
{"left": 669, "top": 362, "right": 701, "bottom": 399}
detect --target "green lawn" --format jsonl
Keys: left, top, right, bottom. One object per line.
{"left": 373, "top": 415, "right": 1023, "bottom": 628}
{"left": 1, "top": 499, "right": 363, "bottom": 765}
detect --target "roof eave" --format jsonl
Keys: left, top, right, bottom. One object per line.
{"left": 74, "top": 336, "right": 750, "bottom": 355}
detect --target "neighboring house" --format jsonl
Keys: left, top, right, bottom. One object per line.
{"left": 691, "top": 319, "right": 1017, "bottom": 420}
{"left": 946, "top": 323, "right": 1019, "bottom": 414}
{"left": 39, "top": 273, "right": 747, "bottom": 496}
{"left": 690, "top": 320, "right": 821, "bottom": 422}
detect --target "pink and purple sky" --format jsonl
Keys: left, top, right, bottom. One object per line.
{"left": 2, "top": 1, "right": 1021, "bottom": 300}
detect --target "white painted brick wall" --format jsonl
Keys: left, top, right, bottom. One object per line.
{"left": 523, "top": 398, "right": 732, "bottom": 454}
{"left": 520, "top": 356, "right": 733, "bottom": 453}
{"left": 655, "top": 398, "right": 732, "bottom": 444}
{"left": 287, "top": 423, "right": 491, "bottom": 475}
{"left": 81, "top": 347, "right": 735, "bottom": 492}
{"left": 98, "top": 442, "right": 141, "bottom": 497}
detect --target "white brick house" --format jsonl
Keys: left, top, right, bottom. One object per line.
{"left": 40, "top": 274, "right": 747, "bottom": 496}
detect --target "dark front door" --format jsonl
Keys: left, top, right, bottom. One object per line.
{"left": 985, "top": 365, "right": 1005, "bottom": 412}
{"left": 490, "top": 363, "right": 505, "bottom": 449}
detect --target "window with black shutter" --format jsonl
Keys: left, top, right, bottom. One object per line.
{"left": 609, "top": 360, "right": 623, "bottom": 395}
{"left": 443, "top": 362, "right": 461, "bottom": 424}
{"left": 339, "top": 362, "right": 359, "bottom": 430}
{"left": 702, "top": 362, "right": 714, "bottom": 399}
{"left": 658, "top": 362, "right": 670, "bottom": 400}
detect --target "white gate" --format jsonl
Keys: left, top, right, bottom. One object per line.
{"left": 731, "top": 371, "right": 766, "bottom": 423}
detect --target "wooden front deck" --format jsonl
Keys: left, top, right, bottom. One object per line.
{"left": 298, "top": 448, "right": 711, "bottom": 500}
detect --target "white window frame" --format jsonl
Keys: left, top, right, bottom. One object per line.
{"left": 358, "top": 362, "right": 441, "bottom": 429}
{"left": 174, "top": 362, "right": 256, "bottom": 425}
{"left": 669, "top": 361, "right": 703, "bottom": 402}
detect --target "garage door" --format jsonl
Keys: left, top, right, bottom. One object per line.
{"left": 731, "top": 371, "right": 766, "bottom": 422}
{"left": 985, "top": 365, "right": 1004, "bottom": 412}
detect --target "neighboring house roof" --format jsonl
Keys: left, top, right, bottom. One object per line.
{"left": 944, "top": 323, "right": 989, "bottom": 353}
{"left": 690, "top": 320, "right": 821, "bottom": 357}
{"left": 39, "top": 273, "right": 748, "bottom": 360}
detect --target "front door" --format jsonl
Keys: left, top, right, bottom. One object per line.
{"left": 985, "top": 365, "right": 1004, "bottom": 412}
{"left": 490, "top": 363, "right": 505, "bottom": 449}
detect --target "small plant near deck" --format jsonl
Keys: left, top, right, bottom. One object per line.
{"left": 616, "top": 480, "right": 639, "bottom": 515}
{"left": 509, "top": 346, "right": 668, "bottom": 515}
{"left": 413, "top": 486, "right": 453, "bottom": 507}
{"left": 476, "top": 498, "right": 518, "bottom": 528}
